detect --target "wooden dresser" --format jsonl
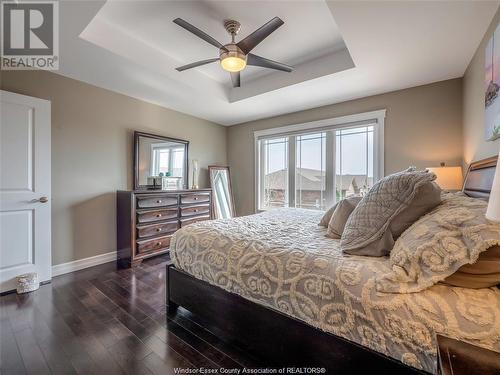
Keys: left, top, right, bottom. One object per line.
{"left": 117, "top": 189, "right": 212, "bottom": 267}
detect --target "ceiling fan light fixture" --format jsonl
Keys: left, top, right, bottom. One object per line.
{"left": 221, "top": 56, "right": 246, "bottom": 72}
{"left": 220, "top": 44, "right": 246, "bottom": 72}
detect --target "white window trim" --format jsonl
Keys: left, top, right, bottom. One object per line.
{"left": 254, "top": 109, "right": 386, "bottom": 213}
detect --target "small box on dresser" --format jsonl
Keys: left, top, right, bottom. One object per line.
{"left": 117, "top": 189, "right": 212, "bottom": 267}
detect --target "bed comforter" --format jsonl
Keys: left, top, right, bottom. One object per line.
{"left": 170, "top": 208, "right": 500, "bottom": 373}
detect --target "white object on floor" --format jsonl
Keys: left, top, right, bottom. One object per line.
{"left": 16, "top": 272, "right": 39, "bottom": 294}
{"left": 486, "top": 150, "right": 500, "bottom": 223}
{"left": 0, "top": 90, "right": 52, "bottom": 294}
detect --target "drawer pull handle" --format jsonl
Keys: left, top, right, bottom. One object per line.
{"left": 156, "top": 228, "right": 162, "bottom": 232}
{"left": 156, "top": 242, "right": 162, "bottom": 246}
{"left": 156, "top": 214, "right": 162, "bottom": 218}
{"left": 156, "top": 200, "right": 162, "bottom": 204}
{"left": 194, "top": 209, "right": 198, "bottom": 212}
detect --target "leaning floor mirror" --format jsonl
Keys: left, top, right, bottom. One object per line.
{"left": 209, "top": 166, "right": 235, "bottom": 219}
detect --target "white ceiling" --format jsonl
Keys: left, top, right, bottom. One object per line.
{"left": 56, "top": 1, "right": 499, "bottom": 126}
{"left": 79, "top": 0, "right": 353, "bottom": 103}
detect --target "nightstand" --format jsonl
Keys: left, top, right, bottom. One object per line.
{"left": 437, "top": 334, "right": 500, "bottom": 375}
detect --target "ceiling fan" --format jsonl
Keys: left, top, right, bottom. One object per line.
{"left": 173, "top": 17, "right": 293, "bottom": 88}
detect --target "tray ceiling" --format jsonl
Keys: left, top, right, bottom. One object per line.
{"left": 55, "top": 1, "right": 499, "bottom": 125}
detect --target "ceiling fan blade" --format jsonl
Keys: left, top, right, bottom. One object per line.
{"left": 230, "top": 72, "right": 240, "bottom": 88}
{"left": 237, "top": 17, "right": 284, "bottom": 54}
{"left": 175, "top": 58, "right": 219, "bottom": 72}
{"left": 247, "top": 53, "right": 293, "bottom": 72}
{"left": 173, "top": 18, "right": 226, "bottom": 50}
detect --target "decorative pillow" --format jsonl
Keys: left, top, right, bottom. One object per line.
{"left": 325, "top": 196, "right": 362, "bottom": 238}
{"left": 319, "top": 195, "right": 362, "bottom": 227}
{"left": 376, "top": 193, "right": 500, "bottom": 293}
{"left": 319, "top": 205, "right": 337, "bottom": 227}
{"left": 442, "top": 245, "right": 500, "bottom": 288}
{"left": 341, "top": 168, "right": 441, "bottom": 256}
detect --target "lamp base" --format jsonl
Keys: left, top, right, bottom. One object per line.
{"left": 485, "top": 214, "right": 500, "bottom": 224}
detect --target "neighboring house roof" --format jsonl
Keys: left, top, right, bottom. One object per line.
{"left": 265, "top": 168, "right": 373, "bottom": 191}
{"left": 349, "top": 175, "right": 374, "bottom": 191}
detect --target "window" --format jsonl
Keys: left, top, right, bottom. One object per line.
{"left": 336, "top": 126, "right": 373, "bottom": 200}
{"left": 261, "top": 137, "right": 288, "bottom": 209}
{"left": 255, "top": 110, "right": 385, "bottom": 211}
{"left": 296, "top": 132, "right": 326, "bottom": 209}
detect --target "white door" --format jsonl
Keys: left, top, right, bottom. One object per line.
{"left": 0, "top": 90, "right": 51, "bottom": 293}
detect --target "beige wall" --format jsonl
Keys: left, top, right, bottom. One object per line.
{"left": 228, "top": 79, "right": 463, "bottom": 216}
{"left": 0, "top": 65, "right": 471, "bottom": 262}
{"left": 463, "top": 7, "right": 500, "bottom": 166}
{"left": 1, "top": 70, "right": 227, "bottom": 265}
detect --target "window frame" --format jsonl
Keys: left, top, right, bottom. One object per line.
{"left": 258, "top": 136, "right": 290, "bottom": 209}
{"left": 254, "top": 109, "right": 386, "bottom": 212}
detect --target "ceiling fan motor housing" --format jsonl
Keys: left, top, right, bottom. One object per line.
{"left": 220, "top": 44, "right": 246, "bottom": 61}
{"left": 219, "top": 43, "right": 247, "bottom": 72}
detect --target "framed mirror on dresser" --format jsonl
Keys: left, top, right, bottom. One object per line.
{"left": 117, "top": 131, "right": 212, "bottom": 268}
{"left": 134, "top": 131, "right": 189, "bottom": 190}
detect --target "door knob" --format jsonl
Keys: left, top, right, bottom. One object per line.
{"left": 38, "top": 197, "right": 49, "bottom": 203}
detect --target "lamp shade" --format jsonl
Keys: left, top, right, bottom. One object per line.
{"left": 486, "top": 151, "right": 500, "bottom": 223}
{"left": 426, "top": 166, "right": 463, "bottom": 190}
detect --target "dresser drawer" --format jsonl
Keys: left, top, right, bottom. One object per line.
{"left": 136, "top": 221, "right": 179, "bottom": 239}
{"left": 118, "top": 189, "right": 213, "bottom": 268}
{"left": 137, "top": 208, "right": 178, "bottom": 223}
{"left": 180, "top": 215, "right": 210, "bottom": 227}
{"left": 180, "top": 193, "right": 210, "bottom": 205}
{"left": 180, "top": 204, "right": 210, "bottom": 217}
{"left": 136, "top": 235, "right": 171, "bottom": 254}
{"left": 137, "top": 195, "right": 178, "bottom": 208}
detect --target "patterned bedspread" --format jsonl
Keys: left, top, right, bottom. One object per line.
{"left": 170, "top": 208, "right": 500, "bottom": 373}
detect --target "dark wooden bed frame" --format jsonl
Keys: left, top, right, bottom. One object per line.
{"left": 166, "top": 155, "right": 498, "bottom": 374}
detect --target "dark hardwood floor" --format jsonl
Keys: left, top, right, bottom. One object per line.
{"left": 0, "top": 255, "right": 260, "bottom": 374}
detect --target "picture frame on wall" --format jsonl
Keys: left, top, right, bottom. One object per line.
{"left": 485, "top": 22, "right": 500, "bottom": 141}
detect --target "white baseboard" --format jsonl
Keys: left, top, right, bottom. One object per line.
{"left": 52, "top": 251, "right": 117, "bottom": 277}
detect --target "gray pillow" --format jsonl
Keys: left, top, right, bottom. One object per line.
{"left": 319, "top": 204, "right": 337, "bottom": 227}
{"left": 319, "top": 195, "right": 362, "bottom": 228}
{"left": 341, "top": 169, "right": 441, "bottom": 257}
{"left": 326, "top": 196, "right": 362, "bottom": 238}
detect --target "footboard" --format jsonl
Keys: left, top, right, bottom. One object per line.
{"left": 166, "top": 264, "right": 426, "bottom": 374}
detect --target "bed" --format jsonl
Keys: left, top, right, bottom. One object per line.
{"left": 166, "top": 156, "right": 500, "bottom": 374}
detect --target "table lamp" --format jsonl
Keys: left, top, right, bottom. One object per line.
{"left": 426, "top": 163, "right": 463, "bottom": 191}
